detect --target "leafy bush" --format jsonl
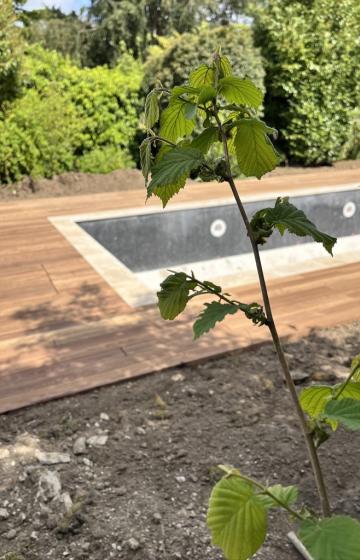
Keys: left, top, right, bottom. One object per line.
{"left": 254, "top": 0, "right": 360, "bottom": 164}
{"left": 144, "top": 24, "right": 265, "bottom": 92}
{"left": 0, "top": 45, "right": 143, "bottom": 182}
{"left": 0, "top": 0, "right": 22, "bottom": 107}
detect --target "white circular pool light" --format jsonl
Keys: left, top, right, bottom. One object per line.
{"left": 343, "top": 201, "right": 356, "bottom": 219}
{"left": 210, "top": 219, "right": 227, "bottom": 238}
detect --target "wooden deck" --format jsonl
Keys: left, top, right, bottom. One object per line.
{"left": 0, "top": 167, "right": 359, "bottom": 413}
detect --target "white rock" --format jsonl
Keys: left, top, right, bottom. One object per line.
{"left": 36, "top": 451, "right": 71, "bottom": 465}
{"left": 0, "top": 507, "right": 9, "bottom": 520}
{"left": 171, "top": 373, "right": 185, "bottom": 382}
{"left": 87, "top": 434, "right": 108, "bottom": 447}
{"left": 37, "top": 470, "right": 62, "bottom": 502}
{"left": 73, "top": 437, "right": 87, "bottom": 455}
{"left": 61, "top": 492, "right": 73, "bottom": 512}
{"left": 128, "top": 537, "right": 141, "bottom": 551}
{"left": 175, "top": 476, "right": 186, "bottom": 484}
{"left": 100, "top": 412, "right": 110, "bottom": 421}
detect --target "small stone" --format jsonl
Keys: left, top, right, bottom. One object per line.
{"left": 87, "top": 434, "right": 108, "bottom": 446}
{"left": 0, "top": 507, "right": 9, "bottom": 520}
{"left": 31, "top": 530, "right": 38, "bottom": 540}
{"left": 175, "top": 476, "right": 186, "bottom": 484}
{"left": 290, "top": 369, "right": 310, "bottom": 383}
{"left": 61, "top": 492, "right": 73, "bottom": 512}
{"left": 100, "top": 413, "right": 110, "bottom": 421}
{"left": 83, "top": 457, "right": 93, "bottom": 467}
{"left": 73, "top": 436, "right": 87, "bottom": 455}
{"left": 36, "top": 451, "right": 71, "bottom": 465}
{"left": 312, "top": 370, "right": 337, "bottom": 382}
{"left": 171, "top": 373, "right": 185, "bottom": 382}
{"left": 5, "top": 528, "right": 17, "bottom": 540}
{"left": 152, "top": 512, "right": 162, "bottom": 524}
{"left": 128, "top": 537, "right": 141, "bottom": 551}
{"left": 116, "top": 486, "right": 127, "bottom": 496}
{"left": 135, "top": 427, "right": 146, "bottom": 436}
{"left": 38, "top": 470, "right": 62, "bottom": 502}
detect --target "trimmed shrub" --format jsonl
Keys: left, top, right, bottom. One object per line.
{"left": 254, "top": 0, "right": 360, "bottom": 164}
{"left": 0, "top": 0, "right": 22, "bottom": 107}
{"left": 143, "top": 23, "right": 265, "bottom": 92}
{"left": 0, "top": 45, "right": 143, "bottom": 182}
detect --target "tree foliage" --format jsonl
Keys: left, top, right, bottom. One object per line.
{"left": 254, "top": 0, "right": 360, "bottom": 164}
{"left": 0, "top": 0, "right": 22, "bottom": 107}
{"left": 144, "top": 24, "right": 265, "bottom": 92}
{"left": 0, "top": 46, "right": 142, "bottom": 182}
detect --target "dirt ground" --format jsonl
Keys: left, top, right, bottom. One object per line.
{"left": 1, "top": 160, "right": 360, "bottom": 201}
{"left": 0, "top": 321, "right": 359, "bottom": 560}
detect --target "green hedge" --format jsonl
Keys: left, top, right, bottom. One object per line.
{"left": 254, "top": 0, "right": 360, "bottom": 164}
{"left": 144, "top": 24, "right": 265, "bottom": 92}
{"left": 0, "top": 45, "right": 143, "bottom": 182}
{"left": 0, "top": 0, "right": 22, "bottom": 107}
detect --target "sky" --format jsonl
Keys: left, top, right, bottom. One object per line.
{"left": 24, "top": 0, "right": 88, "bottom": 13}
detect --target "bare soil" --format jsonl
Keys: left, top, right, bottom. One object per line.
{"left": 1, "top": 160, "right": 360, "bottom": 201}
{"left": 0, "top": 321, "right": 359, "bottom": 559}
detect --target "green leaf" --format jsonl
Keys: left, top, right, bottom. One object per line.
{"left": 258, "top": 484, "right": 298, "bottom": 510}
{"left": 351, "top": 354, "right": 360, "bottom": 381}
{"left": 171, "top": 85, "right": 200, "bottom": 97}
{"left": 191, "top": 127, "right": 219, "bottom": 154}
{"left": 207, "top": 476, "right": 267, "bottom": 560}
{"left": 234, "top": 119, "right": 279, "bottom": 179}
{"left": 300, "top": 386, "right": 333, "bottom": 419}
{"left": 219, "top": 55, "right": 232, "bottom": 77}
{"left": 148, "top": 146, "right": 204, "bottom": 206}
{"left": 218, "top": 77, "right": 263, "bottom": 109}
{"left": 160, "top": 98, "right": 195, "bottom": 142}
{"left": 299, "top": 515, "right": 360, "bottom": 560}
{"left": 189, "top": 64, "right": 215, "bottom": 88}
{"left": 198, "top": 85, "right": 217, "bottom": 105}
{"left": 157, "top": 272, "right": 196, "bottom": 320}
{"left": 252, "top": 197, "right": 337, "bottom": 254}
{"left": 139, "top": 139, "right": 152, "bottom": 186}
{"left": 324, "top": 398, "right": 360, "bottom": 430}
{"left": 193, "top": 301, "right": 238, "bottom": 339}
{"left": 144, "top": 90, "right": 159, "bottom": 129}
{"left": 335, "top": 381, "right": 360, "bottom": 400}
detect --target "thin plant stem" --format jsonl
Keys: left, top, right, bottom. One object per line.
{"left": 333, "top": 363, "right": 360, "bottom": 400}
{"left": 213, "top": 106, "right": 331, "bottom": 517}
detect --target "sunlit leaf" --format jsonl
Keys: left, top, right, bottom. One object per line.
{"left": 189, "top": 64, "right": 215, "bottom": 87}
{"left": 207, "top": 476, "right": 267, "bottom": 560}
{"left": 139, "top": 139, "right": 152, "bottom": 186}
{"left": 148, "top": 146, "right": 203, "bottom": 206}
{"left": 300, "top": 386, "right": 333, "bottom": 419}
{"left": 234, "top": 118, "right": 279, "bottom": 178}
{"left": 198, "top": 85, "right": 217, "bottom": 105}
{"left": 299, "top": 515, "right": 360, "bottom": 560}
{"left": 160, "top": 98, "right": 195, "bottom": 142}
{"left": 218, "top": 77, "right": 263, "bottom": 109}
{"left": 258, "top": 484, "right": 298, "bottom": 510}
{"left": 144, "top": 90, "right": 159, "bottom": 129}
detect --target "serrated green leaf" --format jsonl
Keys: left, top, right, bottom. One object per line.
{"left": 191, "top": 127, "right": 219, "bottom": 154}
{"left": 219, "top": 55, "right": 232, "bottom": 77}
{"left": 148, "top": 146, "right": 204, "bottom": 206}
{"left": 207, "top": 476, "right": 267, "bottom": 560}
{"left": 324, "top": 398, "right": 360, "bottom": 430}
{"left": 157, "top": 272, "right": 196, "bottom": 320}
{"left": 234, "top": 119, "right": 279, "bottom": 179}
{"left": 258, "top": 484, "right": 298, "bottom": 510}
{"left": 252, "top": 197, "right": 337, "bottom": 254}
{"left": 189, "top": 64, "right": 215, "bottom": 88}
{"left": 351, "top": 354, "right": 360, "bottom": 381}
{"left": 171, "top": 85, "right": 200, "bottom": 97}
{"left": 218, "top": 77, "right": 263, "bottom": 109}
{"left": 160, "top": 98, "right": 195, "bottom": 142}
{"left": 299, "top": 515, "right": 360, "bottom": 560}
{"left": 144, "top": 90, "right": 159, "bottom": 129}
{"left": 193, "top": 301, "right": 238, "bottom": 339}
{"left": 300, "top": 386, "right": 333, "bottom": 419}
{"left": 198, "top": 85, "right": 217, "bottom": 105}
{"left": 139, "top": 139, "right": 152, "bottom": 186}
{"left": 334, "top": 381, "right": 360, "bottom": 400}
